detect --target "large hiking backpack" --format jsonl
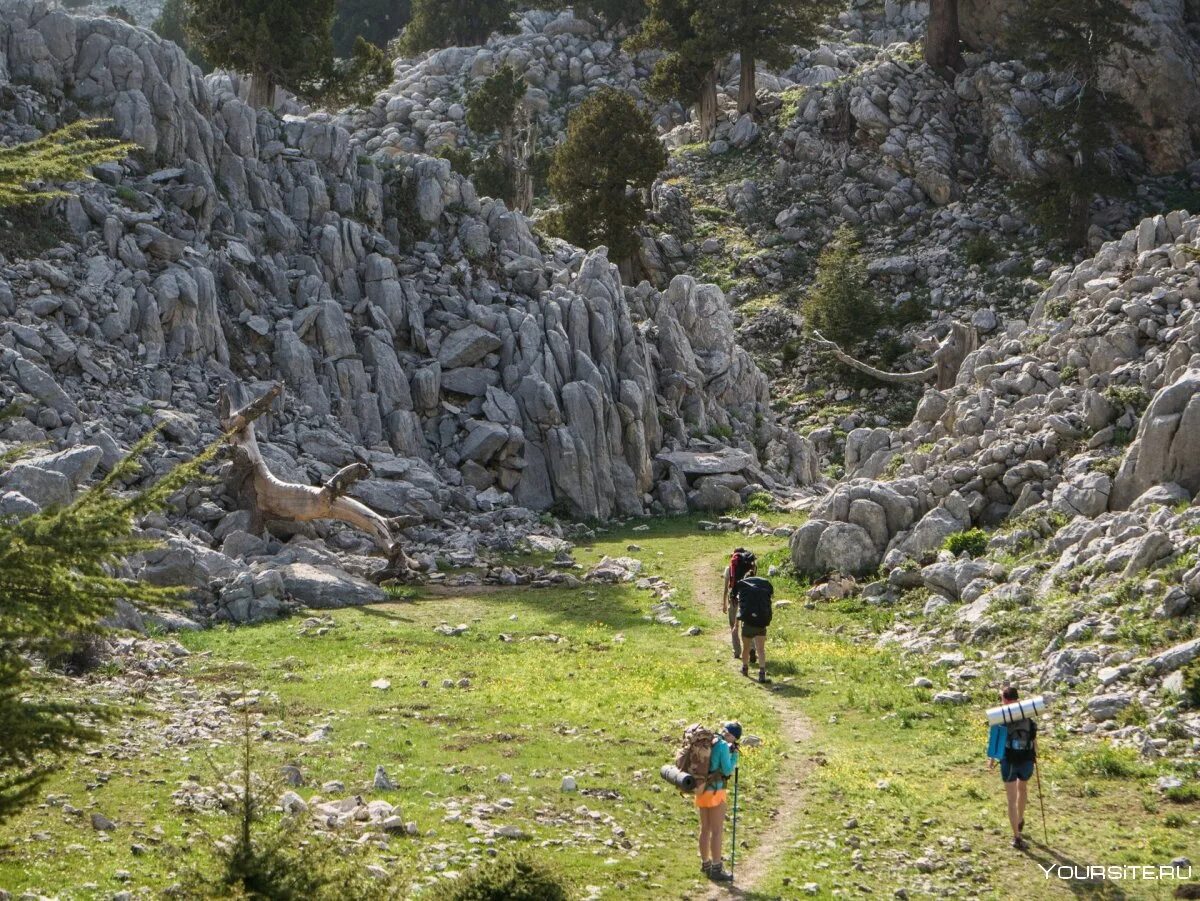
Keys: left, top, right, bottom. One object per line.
{"left": 728, "top": 550, "right": 756, "bottom": 590}
{"left": 737, "top": 577, "right": 774, "bottom": 627}
{"left": 1005, "top": 718, "right": 1035, "bottom": 761}
{"left": 674, "top": 724, "right": 716, "bottom": 791}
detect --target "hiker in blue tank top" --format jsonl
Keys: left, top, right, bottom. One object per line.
{"left": 988, "top": 684, "right": 1038, "bottom": 850}
{"left": 695, "top": 722, "right": 741, "bottom": 882}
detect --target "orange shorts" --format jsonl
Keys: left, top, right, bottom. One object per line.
{"left": 695, "top": 789, "right": 727, "bottom": 809}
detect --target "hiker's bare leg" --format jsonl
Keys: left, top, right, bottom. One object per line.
{"left": 728, "top": 605, "right": 741, "bottom": 657}
{"left": 754, "top": 635, "right": 766, "bottom": 669}
{"left": 709, "top": 802, "right": 726, "bottom": 862}
{"left": 1017, "top": 779, "right": 1028, "bottom": 828}
{"left": 741, "top": 639, "right": 750, "bottom": 670}
{"left": 697, "top": 809, "right": 709, "bottom": 862}
{"left": 1004, "top": 780, "right": 1021, "bottom": 837}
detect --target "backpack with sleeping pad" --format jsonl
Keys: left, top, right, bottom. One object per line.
{"left": 674, "top": 724, "right": 716, "bottom": 791}
{"left": 1005, "top": 718, "right": 1036, "bottom": 763}
{"left": 737, "top": 576, "right": 774, "bottom": 628}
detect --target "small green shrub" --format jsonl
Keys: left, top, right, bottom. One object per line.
{"left": 1045, "top": 296, "right": 1073, "bottom": 319}
{"left": 963, "top": 233, "right": 1000, "bottom": 266}
{"left": 1103, "top": 384, "right": 1150, "bottom": 412}
{"left": 1068, "top": 745, "right": 1143, "bottom": 779}
{"left": 803, "top": 225, "right": 883, "bottom": 347}
{"left": 1165, "top": 783, "right": 1200, "bottom": 804}
{"left": 742, "top": 491, "right": 773, "bottom": 514}
{"left": 944, "top": 528, "right": 987, "bottom": 558}
{"left": 105, "top": 4, "right": 135, "bottom": 22}
{"left": 1181, "top": 659, "right": 1200, "bottom": 707}
{"left": 1060, "top": 363, "right": 1078, "bottom": 382}
{"left": 1091, "top": 456, "right": 1120, "bottom": 479}
{"left": 429, "top": 854, "right": 570, "bottom": 901}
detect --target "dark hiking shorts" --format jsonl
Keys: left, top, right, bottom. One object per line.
{"left": 741, "top": 624, "right": 767, "bottom": 639}
{"left": 1001, "top": 759, "right": 1034, "bottom": 783}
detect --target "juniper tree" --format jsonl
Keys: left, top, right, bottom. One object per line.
{"left": 803, "top": 224, "right": 882, "bottom": 347}
{"left": 631, "top": 0, "right": 836, "bottom": 133}
{"left": 0, "top": 437, "right": 208, "bottom": 822}
{"left": 153, "top": 0, "right": 210, "bottom": 70}
{"left": 332, "top": 0, "right": 411, "bottom": 57}
{"left": 716, "top": 0, "right": 839, "bottom": 116}
{"left": 1010, "top": 0, "right": 1146, "bottom": 249}
{"left": 627, "top": 0, "right": 725, "bottom": 140}
{"left": 185, "top": 0, "right": 338, "bottom": 107}
{"left": 0, "top": 120, "right": 133, "bottom": 209}
{"left": 537, "top": 0, "right": 646, "bottom": 33}
{"left": 547, "top": 88, "right": 667, "bottom": 264}
{"left": 925, "top": 0, "right": 963, "bottom": 77}
{"left": 400, "top": 0, "right": 517, "bottom": 54}
{"left": 466, "top": 65, "right": 527, "bottom": 206}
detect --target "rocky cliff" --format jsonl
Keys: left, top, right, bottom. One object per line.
{"left": 0, "top": 1, "right": 817, "bottom": 621}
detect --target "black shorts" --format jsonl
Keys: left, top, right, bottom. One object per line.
{"left": 741, "top": 624, "right": 767, "bottom": 639}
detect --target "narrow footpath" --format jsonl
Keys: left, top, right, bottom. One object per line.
{"left": 691, "top": 557, "right": 815, "bottom": 899}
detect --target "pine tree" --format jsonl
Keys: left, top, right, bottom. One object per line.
{"left": 547, "top": 88, "right": 667, "bottom": 263}
{"left": 153, "top": 0, "right": 211, "bottom": 70}
{"left": 0, "top": 121, "right": 134, "bottom": 209}
{"left": 803, "top": 225, "right": 882, "bottom": 347}
{"left": 185, "top": 0, "right": 338, "bottom": 107}
{"left": 627, "top": 0, "right": 724, "bottom": 140}
{"left": 466, "top": 65, "right": 527, "bottom": 206}
{"left": 716, "top": 0, "right": 839, "bottom": 116}
{"left": 1010, "top": 0, "right": 1147, "bottom": 248}
{"left": 925, "top": 0, "right": 963, "bottom": 77}
{"left": 400, "top": 0, "right": 517, "bottom": 54}
{"left": 320, "top": 37, "right": 395, "bottom": 108}
{"left": 564, "top": 0, "right": 647, "bottom": 33}
{"left": 0, "top": 437, "right": 209, "bottom": 822}
{"left": 631, "top": 0, "right": 835, "bottom": 133}
{"left": 332, "top": 0, "right": 411, "bottom": 57}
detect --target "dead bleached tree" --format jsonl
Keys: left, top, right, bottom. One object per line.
{"left": 218, "top": 381, "right": 419, "bottom": 581}
{"left": 811, "top": 321, "right": 978, "bottom": 390}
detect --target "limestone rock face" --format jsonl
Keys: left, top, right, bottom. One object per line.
{"left": 1111, "top": 368, "right": 1200, "bottom": 509}
{"left": 0, "top": 0, "right": 818, "bottom": 601}
{"left": 959, "top": 0, "right": 1200, "bottom": 172}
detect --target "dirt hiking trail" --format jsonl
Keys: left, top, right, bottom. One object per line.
{"left": 691, "top": 557, "right": 816, "bottom": 899}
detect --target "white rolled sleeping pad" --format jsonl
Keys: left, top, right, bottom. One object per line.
{"left": 986, "top": 695, "right": 1045, "bottom": 726}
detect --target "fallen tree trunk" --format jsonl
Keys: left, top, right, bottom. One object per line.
{"left": 811, "top": 321, "right": 977, "bottom": 390}
{"left": 218, "top": 381, "right": 419, "bottom": 581}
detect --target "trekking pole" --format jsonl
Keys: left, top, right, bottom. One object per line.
{"left": 730, "top": 767, "right": 739, "bottom": 883}
{"left": 1034, "top": 759, "right": 1048, "bottom": 844}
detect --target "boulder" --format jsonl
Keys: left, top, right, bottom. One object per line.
{"left": 1111, "top": 368, "right": 1200, "bottom": 509}
{"left": 280, "top": 564, "right": 386, "bottom": 608}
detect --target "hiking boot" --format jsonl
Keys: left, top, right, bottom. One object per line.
{"left": 758, "top": 668, "right": 771, "bottom": 684}
{"left": 1012, "top": 836, "right": 1027, "bottom": 850}
{"left": 700, "top": 861, "right": 712, "bottom": 877}
{"left": 707, "top": 861, "right": 734, "bottom": 882}
{"left": 741, "top": 664, "right": 749, "bottom": 677}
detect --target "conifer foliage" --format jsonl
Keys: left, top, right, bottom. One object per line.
{"left": 1010, "top": 0, "right": 1147, "bottom": 248}
{"left": 630, "top": 0, "right": 836, "bottom": 136}
{"left": 0, "top": 437, "right": 207, "bottom": 822}
{"left": 185, "top": 0, "right": 339, "bottom": 107}
{"left": 0, "top": 121, "right": 133, "bottom": 209}
{"left": 802, "top": 224, "right": 883, "bottom": 347}
{"left": 400, "top": 0, "right": 518, "bottom": 54}
{"left": 547, "top": 88, "right": 666, "bottom": 263}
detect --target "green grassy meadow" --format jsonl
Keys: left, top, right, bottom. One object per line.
{"left": 0, "top": 516, "right": 1195, "bottom": 899}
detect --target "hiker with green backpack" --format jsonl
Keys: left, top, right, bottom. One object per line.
{"left": 671, "top": 721, "right": 743, "bottom": 882}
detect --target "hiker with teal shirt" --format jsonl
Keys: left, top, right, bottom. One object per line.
{"left": 987, "top": 684, "right": 1038, "bottom": 849}
{"left": 696, "top": 722, "right": 741, "bottom": 882}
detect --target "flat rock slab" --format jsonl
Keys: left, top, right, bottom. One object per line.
{"left": 281, "top": 563, "right": 385, "bottom": 609}
{"left": 656, "top": 449, "right": 755, "bottom": 475}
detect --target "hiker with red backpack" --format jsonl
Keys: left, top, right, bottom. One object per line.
{"left": 675, "top": 721, "right": 742, "bottom": 882}
{"left": 723, "top": 549, "right": 757, "bottom": 662}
